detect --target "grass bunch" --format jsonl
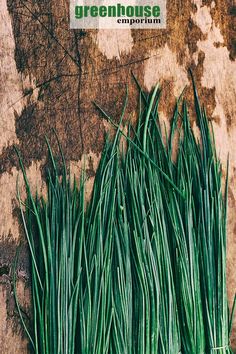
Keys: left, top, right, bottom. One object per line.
{"left": 15, "top": 141, "right": 85, "bottom": 354}
{"left": 180, "top": 80, "right": 232, "bottom": 353}
{"left": 122, "top": 89, "right": 181, "bottom": 354}
{"left": 15, "top": 129, "right": 133, "bottom": 354}
{"left": 81, "top": 136, "right": 125, "bottom": 353}
{"left": 95, "top": 75, "right": 234, "bottom": 353}
{"left": 15, "top": 75, "right": 235, "bottom": 354}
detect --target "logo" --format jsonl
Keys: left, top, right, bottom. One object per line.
{"left": 70, "top": 1, "right": 166, "bottom": 29}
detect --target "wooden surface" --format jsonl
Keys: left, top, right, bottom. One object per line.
{"left": 0, "top": 0, "right": 235, "bottom": 352}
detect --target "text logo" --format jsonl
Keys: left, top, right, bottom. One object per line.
{"left": 70, "top": 0, "right": 166, "bottom": 29}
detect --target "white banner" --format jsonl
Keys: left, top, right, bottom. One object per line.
{"left": 70, "top": 0, "right": 166, "bottom": 29}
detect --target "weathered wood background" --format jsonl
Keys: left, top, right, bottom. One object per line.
{"left": 0, "top": 0, "right": 235, "bottom": 352}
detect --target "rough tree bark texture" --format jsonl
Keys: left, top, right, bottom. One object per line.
{"left": 0, "top": 0, "right": 235, "bottom": 352}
